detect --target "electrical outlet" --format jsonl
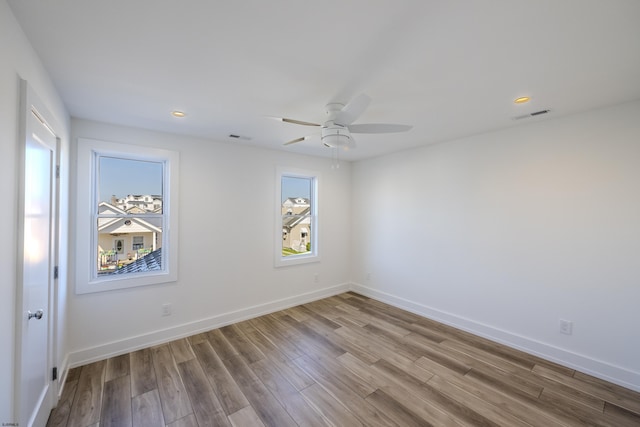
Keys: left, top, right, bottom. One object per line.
{"left": 559, "top": 319, "right": 572, "bottom": 335}
{"left": 366, "top": 272, "right": 371, "bottom": 281}
{"left": 162, "top": 303, "right": 172, "bottom": 317}
{"left": 314, "top": 273, "right": 319, "bottom": 283}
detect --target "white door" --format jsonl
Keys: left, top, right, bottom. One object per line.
{"left": 16, "top": 83, "right": 57, "bottom": 427}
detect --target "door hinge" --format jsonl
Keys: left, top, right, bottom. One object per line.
{"left": 56, "top": 165, "right": 60, "bottom": 178}
{"left": 52, "top": 367, "right": 58, "bottom": 381}
{"left": 54, "top": 266, "right": 59, "bottom": 279}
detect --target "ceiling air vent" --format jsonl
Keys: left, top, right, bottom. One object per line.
{"left": 530, "top": 109, "right": 550, "bottom": 116}
{"left": 513, "top": 109, "right": 551, "bottom": 120}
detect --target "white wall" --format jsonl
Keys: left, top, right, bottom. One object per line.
{"left": 67, "top": 119, "right": 352, "bottom": 364}
{"left": 0, "top": 0, "right": 70, "bottom": 420}
{"left": 351, "top": 100, "right": 640, "bottom": 391}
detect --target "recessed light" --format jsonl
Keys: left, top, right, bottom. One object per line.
{"left": 514, "top": 96, "right": 531, "bottom": 104}
{"left": 171, "top": 110, "right": 186, "bottom": 118}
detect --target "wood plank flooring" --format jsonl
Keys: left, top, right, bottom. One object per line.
{"left": 47, "top": 292, "right": 640, "bottom": 426}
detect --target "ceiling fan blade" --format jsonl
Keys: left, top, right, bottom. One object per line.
{"left": 283, "top": 136, "right": 307, "bottom": 146}
{"left": 348, "top": 123, "right": 413, "bottom": 134}
{"left": 335, "top": 93, "right": 371, "bottom": 125}
{"left": 281, "top": 118, "right": 321, "bottom": 127}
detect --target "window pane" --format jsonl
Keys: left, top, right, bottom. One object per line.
{"left": 96, "top": 216, "right": 163, "bottom": 275}
{"left": 281, "top": 175, "right": 313, "bottom": 257}
{"left": 281, "top": 176, "right": 311, "bottom": 202}
{"left": 98, "top": 156, "right": 163, "bottom": 213}
{"left": 96, "top": 156, "right": 164, "bottom": 276}
{"left": 282, "top": 217, "right": 312, "bottom": 257}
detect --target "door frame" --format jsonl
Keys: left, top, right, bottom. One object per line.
{"left": 14, "top": 79, "right": 60, "bottom": 426}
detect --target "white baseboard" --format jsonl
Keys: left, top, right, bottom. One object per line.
{"left": 351, "top": 283, "right": 640, "bottom": 393}
{"left": 66, "top": 283, "right": 350, "bottom": 369}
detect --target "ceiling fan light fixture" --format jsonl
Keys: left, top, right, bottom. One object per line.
{"left": 321, "top": 127, "right": 351, "bottom": 148}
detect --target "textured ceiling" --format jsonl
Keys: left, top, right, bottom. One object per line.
{"left": 8, "top": 0, "right": 640, "bottom": 160}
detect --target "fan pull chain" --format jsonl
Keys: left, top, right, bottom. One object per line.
{"left": 331, "top": 145, "right": 340, "bottom": 169}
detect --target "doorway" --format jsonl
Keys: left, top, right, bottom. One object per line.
{"left": 15, "top": 80, "right": 59, "bottom": 426}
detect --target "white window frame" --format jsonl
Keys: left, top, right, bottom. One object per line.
{"left": 275, "top": 167, "right": 320, "bottom": 267}
{"left": 75, "top": 138, "right": 179, "bottom": 294}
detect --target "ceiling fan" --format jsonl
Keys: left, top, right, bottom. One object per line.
{"left": 277, "top": 94, "right": 412, "bottom": 149}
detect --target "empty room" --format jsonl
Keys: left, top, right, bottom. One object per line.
{"left": 2, "top": 1, "right": 639, "bottom": 426}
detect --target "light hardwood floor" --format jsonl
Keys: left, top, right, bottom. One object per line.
{"left": 47, "top": 292, "right": 640, "bottom": 426}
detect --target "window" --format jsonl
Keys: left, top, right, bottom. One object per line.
{"left": 132, "top": 236, "right": 144, "bottom": 250}
{"left": 275, "top": 168, "right": 319, "bottom": 266}
{"left": 75, "top": 138, "right": 179, "bottom": 294}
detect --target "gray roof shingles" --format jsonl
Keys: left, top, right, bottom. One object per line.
{"left": 113, "top": 248, "right": 162, "bottom": 274}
